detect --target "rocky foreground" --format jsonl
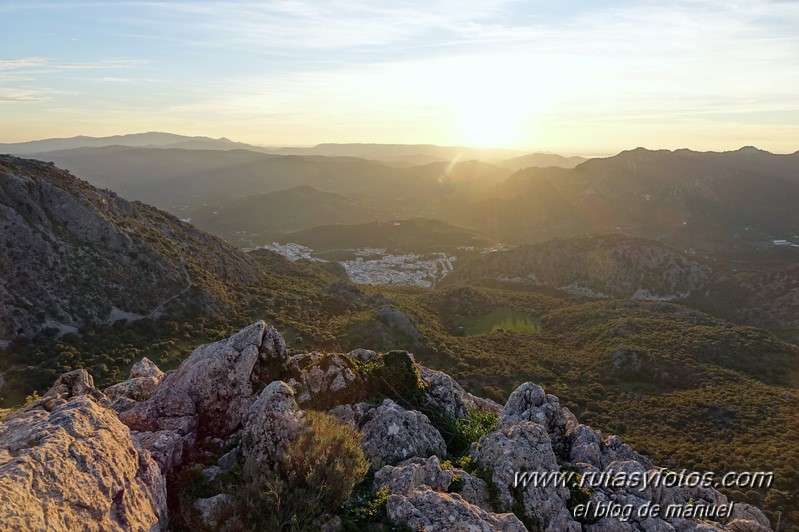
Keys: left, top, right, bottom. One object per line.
{"left": 0, "top": 321, "right": 773, "bottom": 531}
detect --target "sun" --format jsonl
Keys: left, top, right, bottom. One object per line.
{"left": 458, "top": 108, "right": 522, "bottom": 148}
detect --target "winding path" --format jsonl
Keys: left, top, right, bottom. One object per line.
{"left": 148, "top": 263, "right": 193, "bottom": 319}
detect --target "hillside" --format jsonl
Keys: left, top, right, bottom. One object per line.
{"left": 444, "top": 234, "right": 717, "bottom": 300}
{"left": 186, "top": 185, "right": 386, "bottom": 246}
{"left": 447, "top": 147, "right": 799, "bottom": 268}
{"left": 31, "top": 146, "right": 512, "bottom": 213}
{"left": 276, "top": 218, "right": 497, "bottom": 253}
{"left": 444, "top": 233, "right": 799, "bottom": 342}
{"left": 0, "top": 155, "right": 262, "bottom": 342}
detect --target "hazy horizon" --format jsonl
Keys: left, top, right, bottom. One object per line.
{"left": 2, "top": 1, "right": 798, "bottom": 154}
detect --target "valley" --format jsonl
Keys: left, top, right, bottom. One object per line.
{"left": 1, "top": 148, "right": 798, "bottom": 529}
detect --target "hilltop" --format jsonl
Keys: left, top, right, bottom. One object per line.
{"left": 0, "top": 322, "right": 775, "bottom": 531}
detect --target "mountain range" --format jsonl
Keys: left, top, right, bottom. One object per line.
{"left": 0, "top": 153, "right": 797, "bottom": 528}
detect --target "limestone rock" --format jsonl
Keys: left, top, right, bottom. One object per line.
{"left": 193, "top": 493, "right": 236, "bottom": 530}
{"left": 387, "top": 485, "right": 527, "bottom": 532}
{"left": 130, "top": 357, "right": 165, "bottom": 379}
{"left": 470, "top": 421, "right": 579, "bottom": 531}
{"left": 120, "top": 321, "right": 283, "bottom": 472}
{"left": 0, "top": 377, "right": 166, "bottom": 531}
{"left": 374, "top": 455, "right": 453, "bottom": 495}
{"left": 453, "top": 468, "right": 493, "bottom": 511}
{"left": 498, "top": 382, "right": 577, "bottom": 458}
{"left": 420, "top": 366, "right": 502, "bottom": 419}
{"left": 285, "top": 352, "right": 367, "bottom": 407}
{"left": 240, "top": 380, "right": 303, "bottom": 472}
{"left": 105, "top": 376, "right": 160, "bottom": 406}
{"left": 357, "top": 399, "right": 446, "bottom": 468}
{"left": 348, "top": 348, "right": 378, "bottom": 364}
{"left": 569, "top": 423, "right": 653, "bottom": 470}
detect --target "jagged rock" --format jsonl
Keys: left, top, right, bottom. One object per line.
{"left": 193, "top": 493, "right": 236, "bottom": 530}
{"left": 727, "top": 519, "right": 772, "bottom": 532}
{"left": 105, "top": 376, "right": 160, "bottom": 405}
{"left": 120, "top": 321, "right": 283, "bottom": 472}
{"left": 285, "top": 352, "right": 367, "bottom": 406}
{"left": 0, "top": 374, "right": 167, "bottom": 531}
{"left": 217, "top": 448, "right": 238, "bottom": 470}
{"left": 728, "top": 504, "right": 771, "bottom": 530}
{"left": 498, "top": 382, "right": 577, "bottom": 458}
{"left": 453, "top": 468, "right": 493, "bottom": 511}
{"left": 374, "top": 455, "right": 453, "bottom": 495}
{"left": 470, "top": 421, "right": 579, "bottom": 531}
{"left": 332, "top": 402, "right": 374, "bottom": 428}
{"left": 240, "top": 380, "right": 303, "bottom": 472}
{"left": 357, "top": 398, "right": 446, "bottom": 468}
{"left": 387, "top": 485, "right": 527, "bottom": 531}
{"left": 348, "top": 348, "right": 378, "bottom": 364}
{"left": 131, "top": 430, "right": 184, "bottom": 474}
{"left": 569, "top": 423, "right": 653, "bottom": 470}
{"left": 131, "top": 357, "right": 165, "bottom": 379}
{"left": 420, "top": 366, "right": 502, "bottom": 418}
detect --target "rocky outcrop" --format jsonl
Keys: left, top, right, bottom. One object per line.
{"left": 421, "top": 366, "right": 502, "bottom": 418}
{"left": 471, "top": 421, "right": 579, "bottom": 531}
{"left": 285, "top": 352, "right": 367, "bottom": 407}
{"left": 374, "top": 455, "right": 453, "bottom": 496}
{"left": 0, "top": 322, "right": 773, "bottom": 531}
{"left": 240, "top": 380, "right": 303, "bottom": 472}
{"left": 105, "top": 358, "right": 166, "bottom": 412}
{"left": 119, "top": 321, "right": 286, "bottom": 472}
{"left": 387, "top": 485, "right": 527, "bottom": 532}
{"left": 355, "top": 398, "right": 447, "bottom": 469}
{"left": 0, "top": 370, "right": 166, "bottom": 531}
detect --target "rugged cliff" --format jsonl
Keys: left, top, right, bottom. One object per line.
{"left": 0, "top": 322, "right": 773, "bottom": 531}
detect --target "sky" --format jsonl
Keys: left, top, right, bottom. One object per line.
{"left": 1, "top": 0, "right": 798, "bottom": 154}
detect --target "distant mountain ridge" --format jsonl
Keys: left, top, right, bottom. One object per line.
{"left": 445, "top": 146, "right": 799, "bottom": 263}
{"left": 0, "top": 132, "right": 260, "bottom": 155}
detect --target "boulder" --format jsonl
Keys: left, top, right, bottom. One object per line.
{"left": 498, "top": 382, "right": 578, "bottom": 459}
{"left": 357, "top": 398, "right": 446, "bottom": 468}
{"left": 569, "top": 423, "right": 653, "bottom": 470}
{"left": 0, "top": 373, "right": 167, "bottom": 531}
{"left": 285, "top": 352, "right": 367, "bottom": 407}
{"left": 374, "top": 455, "right": 453, "bottom": 495}
{"left": 470, "top": 421, "right": 579, "bottom": 531}
{"left": 130, "top": 357, "right": 165, "bottom": 379}
{"left": 387, "top": 485, "right": 527, "bottom": 532}
{"left": 420, "top": 366, "right": 502, "bottom": 419}
{"left": 240, "top": 380, "right": 303, "bottom": 472}
{"left": 193, "top": 493, "right": 236, "bottom": 530}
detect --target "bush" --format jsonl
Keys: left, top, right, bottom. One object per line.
{"left": 426, "top": 408, "right": 498, "bottom": 457}
{"left": 237, "top": 411, "right": 369, "bottom": 530}
{"left": 363, "top": 350, "right": 427, "bottom": 408}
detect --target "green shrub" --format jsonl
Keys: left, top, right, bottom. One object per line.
{"left": 426, "top": 408, "right": 498, "bottom": 457}
{"left": 363, "top": 350, "right": 427, "bottom": 408}
{"left": 237, "top": 411, "right": 369, "bottom": 531}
